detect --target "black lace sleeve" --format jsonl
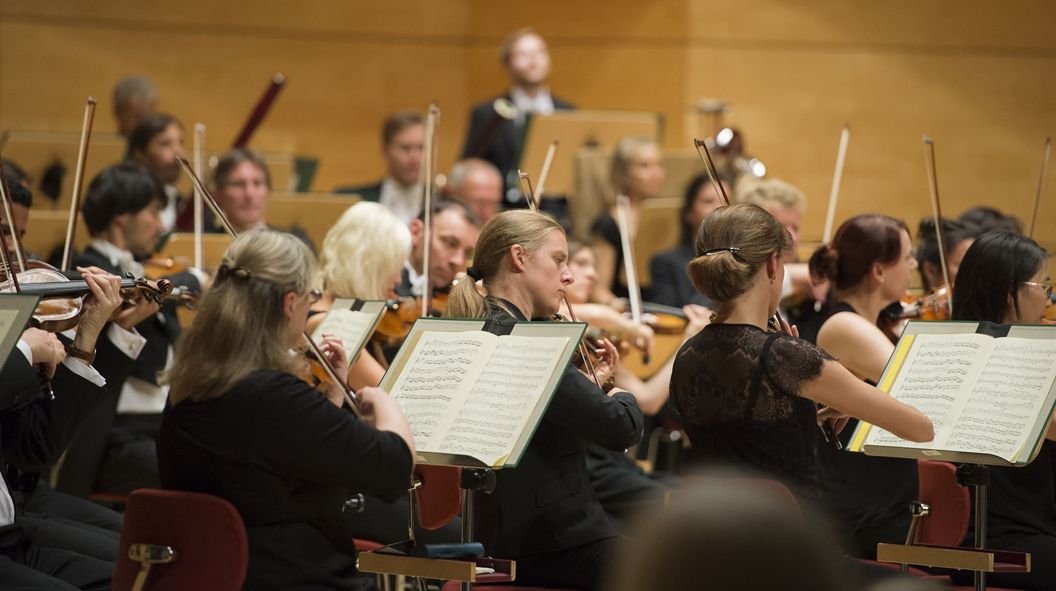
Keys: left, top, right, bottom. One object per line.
{"left": 765, "top": 335, "right": 834, "bottom": 397}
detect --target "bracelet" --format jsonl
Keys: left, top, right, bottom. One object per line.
{"left": 65, "top": 344, "right": 96, "bottom": 365}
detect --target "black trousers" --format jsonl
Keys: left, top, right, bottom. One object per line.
{"left": 96, "top": 413, "right": 161, "bottom": 494}
{"left": 949, "top": 533, "right": 1056, "bottom": 591}
{"left": 511, "top": 537, "right": 618, "bottom": 591}
{"left": 0, "top": 522, "right": 113, "bottom": 591}
{"left": 19, "top": 482, "right": 123, "bottom": 534}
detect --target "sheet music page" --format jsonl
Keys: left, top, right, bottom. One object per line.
{"left": 438, "top": 335, "right": 570, "bottom": 466}
{"left": 869, "top": 333, "right": 992, "bottom": 448}
{"left": 945, "top": 337, "right": 1056, "bottom": 461}
{"left": 311, "top": 308, "right": 376, "bottom": 364}
{"left": 388, "top": 331, "right": 495, "bottom": 449}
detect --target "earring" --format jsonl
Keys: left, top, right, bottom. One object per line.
{"left": 769, "top": 275, "right": 775, "bottom": 284}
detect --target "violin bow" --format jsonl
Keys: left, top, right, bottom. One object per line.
{"left": 614, "top": 194, "right": 649, "bottom": 364}
{"left": 517, "top": 169, "right": 603, "bottom": 386}
{"left": 193, "top": 123, "right": 206, "bottom": 270}
{"left": 822, "top": 125, "right": 851, "bottom": 244}
{"left": 0, "top": 152, "right": 24, "bottom": 291}
{"left": 1028, "top": 136, "right": 1052, "bottom": 239}
{"left": 922, "top": 136, "right": 953, "bottom": 317}
{"left": 420, "top": 103, "right": 440, "bottom": 317}
{"left": 176, "top": 155, "right": 361, "bottom": 416}
{"left": 61, "top": 97, "right": 97, "bottom": 272}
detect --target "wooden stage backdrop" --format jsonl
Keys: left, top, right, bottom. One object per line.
{"left": 2, "top": 0, "right": 1054, "bottom": 248}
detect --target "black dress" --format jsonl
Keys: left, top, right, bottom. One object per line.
{"left": 589, "top": 213, "right": 629, "bottom": 300}
{"left": 814, "top": 302, "right": 917, "bottom": 559}
{"left": 476, "top": 299, "right": 644, "bottom": 591}
{"left": 670, "top": 323, "right": 832, "bottom": 503}
{"left": 158, "top": 369, "right": 413, "bottom": 590}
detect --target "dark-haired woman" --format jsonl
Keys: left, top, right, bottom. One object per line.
{"left": 949, "top": 231, "right": 1055, "bottom": 590}
{"left": 158, "top": 230, "right": 415, "bottom": 590}
{"left": 670, "top": 204, "right": 932, "bottom": 508}
{"left": 445, "top": 210, "right": 645, "bottom": 590}
{"left": 808, "top": 214, "right": 922, "bottom": 558}
{"left": 649, "top": 171, "right": 725, "bottom": 308}
{"left": 913, "top": 217, "right": 979, "bottom": 296}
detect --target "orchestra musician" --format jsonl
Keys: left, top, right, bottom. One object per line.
{"left": 309, "top": 201, "right": 409, "bottom": 390}
{"left": 649, "top": 171, "right": 726, "bottom": 308}
{"left": 157, "top": 229, "right": 414, "bottom": 590}
{"left": 126, "top": 113, "right": 185, "bottom": 232}
{"left": 444, "top": 209, "right": 644, "bottom": 590}
{"left": 445, "top": 158, "right": 504, "bottom": 224}
{"left": 948, "top": 231, "right": 1054, "bottom": 590}
{"left": 112, "top": 76, "right": 159, "bottom": 139}
{"left": 462, "top": 28, "right": 574, "bottom": 206}
{"left": 397, "top": 200, "right": 481, "bottom": 299}
{"left": 669, "top": 204, "right": 932, "bottom": 580}
{"left": 590, "top": 136, "right": 664, "bottom": 306}
{"left": 807, "top": 214, "right": 922, "bottom": 558}
{"left": 334, "top": 110, "right": 425, "bottom": 225}
{"left": 56, "top": 163, "right": 205, "bottom": 497}
{"left": 0, "top": 270, "right": 124, "bottom": 590}
{"left": 913, "top": 217, "right": 979, "bottom": 296}
{"left": 183, "top": 148, "right": 314, "bottom": 250}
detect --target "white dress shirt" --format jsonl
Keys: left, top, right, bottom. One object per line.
{"left": 380, "top": 178, "right": 424, "bottom": 226}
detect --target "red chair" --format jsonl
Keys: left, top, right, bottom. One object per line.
{"left": 915, "top": 460, "right": 971, "bottom": 547}
{"left": 112, "top": 489, "right": 248, "bottom": 591}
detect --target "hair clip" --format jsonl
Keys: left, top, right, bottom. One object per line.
{"left": 216, "top": 263, "right": 252, "bottom": 282}
{"left": 702, "top": 247, "right": 741, "bottom": 256}
{"left": 466, "top": 266, "right": 482, "bottom": 281}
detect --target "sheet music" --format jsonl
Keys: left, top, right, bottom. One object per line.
{"left": 311, "top": 308, "right": 375, "bottom": 363}
{"left": 439, "top": 335, "right": 569, "bottom": 465}
{"left": 389, "top": 332, "right": 491, "bottom": 447}
{"left": 870, "top": 334, "right": 988, "bottom": 448}
{"left": 946, "top": 338, "right": 1056, "bottom": 461}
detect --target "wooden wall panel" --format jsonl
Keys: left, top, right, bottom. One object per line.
{"left": 2, "top": 0, "right": 1053, "bottom": 248}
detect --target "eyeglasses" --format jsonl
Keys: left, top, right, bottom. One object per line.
{"left": 1021, "top": 280, "right": 1053, "bottom": 299}
{"left": 306, "top": 289, "right": 322, "bottom": 304}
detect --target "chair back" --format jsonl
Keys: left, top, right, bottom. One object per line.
{"left": 112, "top": 488, "right": 248, "bottom": 591}
{"left": 415, "top": 465, "right": 463, "bottom": 531}
{"left": 916, "top": 460, "right": 970, "bottom": 546}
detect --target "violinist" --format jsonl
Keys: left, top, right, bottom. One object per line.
{"left": 649, "top": 171, "right": 726, "bottom": 309}
{"left": 668, "top": 204, "right": 931, "bottom": 581}
{"left": 0, "top": 269, "right": 124, "bottom": 590}
{"left": 126, "top": 113, "right": 184, "bottom": 232}
{"left": 807, "top": 214, "right": 921, "bottom": 559}
{"left": 157, "top": 229, "right": 414, "bottom": 590}
{"left": 445, "top": 210, "right": 643, "bottom": 590}
{"left": 462, "top": 28, "right": 574, "bottom": 206}
{"left": 562, "top": 239, "right": 710, "bottom": 530}
{"left": 309, "top": 201, "right": 409, "bottom": 390}
{"left": 913, "top": 217, "right": 978, "bottom": 296}
{"left": 948, "top": 231, "right": 1055, "bottom": 589}
{"left": 397, "top": 199, "right": 481, "bottom": 299}
{"left": 334, "top": 110, "right": 425, "bottom": 224}
{"left": 959, "top": 205, "right": 1023, "bottom": 234}
{"left": 308, "top": 201, "right": 463, "bottom": 546}
{"left": 590, "top": 136, "right": 664, "bottom": 306}
{"left": 56, "top": 162, "right": 205, "bottom": 497}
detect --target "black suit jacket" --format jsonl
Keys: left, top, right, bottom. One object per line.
{"left": 475, "top": 300, "right": 643, "bottom": 557}
{"left": 648, "top": 244, "right": 715, "bottom": 308}
{"left": 55, "top": 246, "right": 200, "bottom": 497}
{"left": 462, "top": 93, "right": 574, "bottom": 204}
{"left": 333, "top": 182, "right": 381, "bottom": 202}
{"left": 0, "top": 349, "right": 109, "bottom": 473}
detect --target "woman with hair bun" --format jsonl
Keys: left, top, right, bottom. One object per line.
{"left": 807, "top": 213, "right": 921, "bottom": 558}
{"left": 670, "top": 204, "right": 932, "bottom": 511}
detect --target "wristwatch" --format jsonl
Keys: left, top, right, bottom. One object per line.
{"left": 65, "top": 344, "right": 96, "bottom": 365}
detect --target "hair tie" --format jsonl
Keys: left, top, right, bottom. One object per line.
{"left": 702, "top": 247, "right": 741, "bottom": 256}
{"left": 216, "top": 263, "right": 252, "bottom": 282}
{"left": 466, "top": 266, "right": 482, "bottom": 281}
